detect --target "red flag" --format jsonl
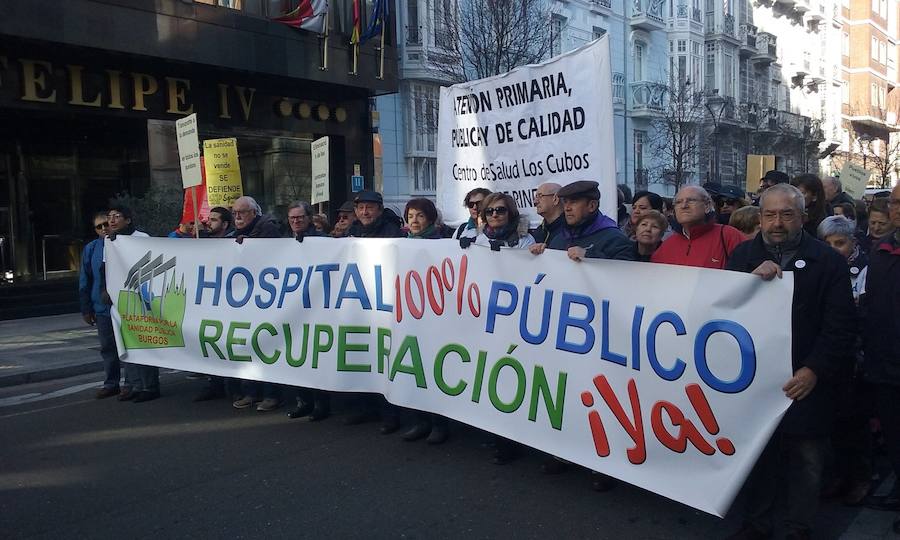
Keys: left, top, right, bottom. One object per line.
{"left": 181, "top": 157, "right": 210, "bottom": 224}
{"left": 273, "top": 0, "right": 328, "bottom": 33}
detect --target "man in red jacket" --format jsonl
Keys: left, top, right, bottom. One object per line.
{"left": 651, "top": 185, "right": 746, "bottom": 269}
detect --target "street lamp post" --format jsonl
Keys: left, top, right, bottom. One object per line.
{"left": 706, "top": 93, "right": 727, "bottom": 184}
{"left": 858, "top": 133, "right": 871, "bottom": 170}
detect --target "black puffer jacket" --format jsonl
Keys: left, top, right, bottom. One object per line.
{"left": 726, "top": 232, "right": 857, "bottom": 436}
{"left": 236, "top": 214, "right": 281, "bottom": 239}
{"left": 348, "top": 208, "right": 404, "bottom": 238}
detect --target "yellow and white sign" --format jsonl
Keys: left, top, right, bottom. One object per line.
{"left": 203, "top": 138, "right": 243, "bottom": 208}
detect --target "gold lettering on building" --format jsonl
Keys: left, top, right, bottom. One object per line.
{"left": 165, "top": 77, "right": 193, "bottom": 115}
{"left": 217, "top": 83, "right": 231, "bottom": 119}
{"left": 106, "top": 70, "right": 125, "bottom": 109}
{"left": 67, "top": 65, "right": 102, "bottom": 107}
{"left": 131, "top": 72, "right": 158, "bottom": 111}
{"left": 235, "top": 86, "right": 256, "bottom": 121}
{"left": 20, "top": 59, "right": 56, "bottom": 103}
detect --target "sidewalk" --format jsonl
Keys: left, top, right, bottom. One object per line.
{"left": 0, "top": 313, "right": 103, "bottom": 387}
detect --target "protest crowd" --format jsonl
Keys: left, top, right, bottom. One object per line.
{"left": 79, "top": 172, "right": 900, "bottom": 539}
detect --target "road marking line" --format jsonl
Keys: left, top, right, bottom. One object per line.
{"left": 0, "top": 382, "right": 99, "bottom": 408}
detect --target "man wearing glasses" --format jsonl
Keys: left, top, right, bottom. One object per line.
{"left": 104, "top": 206, "right": 159, "bottom": 403}
{"left": 230, "top": 196, "right": 283, "bottom": 412}
{"left": 651, "top": 185, "right": 746, "bottom": 269}
{"left": 283, "top": 200, "right": 331, "bottom": 422}
{"left": 80, "top": 211, "right": 118, "bottom": 399}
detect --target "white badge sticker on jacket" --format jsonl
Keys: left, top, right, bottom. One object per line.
{"left": 794, "top": 260, "right": 806, "bottom": 269}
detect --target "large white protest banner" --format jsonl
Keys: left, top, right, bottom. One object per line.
{"left": 105, "top": 236, "right": 793, "bottom": 517}
{"left": 437, "top": 37, "right": 617, "bottom": 224}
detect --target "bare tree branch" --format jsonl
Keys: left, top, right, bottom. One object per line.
{"left": 648, "top": 80, "right": 706, "bottom": 191}
{"left": 429, "top": 0, "right": 553, "bottom": 83}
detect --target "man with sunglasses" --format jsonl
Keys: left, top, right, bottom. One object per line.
{"left": 80, "top": 212, "right": 118, "bottom": 398}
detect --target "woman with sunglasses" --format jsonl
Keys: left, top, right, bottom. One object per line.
{"left": 455, "top": 188, "right": 492, "bottom": 240}
{"left": 473, "top": 193, "right": 535, "bottom": 249}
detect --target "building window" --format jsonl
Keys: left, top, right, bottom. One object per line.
{"left": 433, "top": 0, "right": 454, "bottom": 49}
{"left": 407, "top": 0, "right": 420, "bottom": 45}
{"left": 678, "top": 40, "right": 687, "bottom": 53}
{"left": 871, "top": 83, "right": 879, "bottom": 105}
{"left": 551, "top": 15, "right": 566, "bottom": 56}
{"left": 842, "top": 80, "right": 849, "bottom": 103}
{"left": 880, "top": 41, "right": 887, "bottom": 64}
{"left": 634, "top": 40, "right": 646, "bottom": 81}
{"left": 408, "top": 83, "right": 438, "bottom": 153}
{"left": 879, "top": 86, "right": 886, "bottom": 108}
{"left": 842, "top": 33, "right": 849, "bottom": 56}
{"left": 705, "top": 43, "right": 715, "bottom": 92}
{"left": 634, "top": 130, "right": 647, "bottom": 188}
{"left": 593, "top": 26, "right": 607, "bottom": 41}
{"left": 412, "top": 157, "right": 436, "bottom": 192}
{"left": 872, "top": 0, "right": 878, "bottom": 12}
{"left": 872, "top": 37, "right": 879, "bottom": 60}
{"left": 723, "top": 50, "right": 734, "bottom": 97}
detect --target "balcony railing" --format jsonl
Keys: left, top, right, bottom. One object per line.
{"left": 406, "top": 25, "right": 422, "bottom": 46}
{"left": 592, "top": 0, "right": 613, "bottom": 9}
{"left": 633, "top": 0, "right": 665, "bottom": 24}
{"left": 630, "top": 81, "right": 666, "bottom": 113}
{"left": 723, "top": 14, "right": 735, "bottom": 36}
{"left": 613, "top": 72, "right": 626, "bottom": 104}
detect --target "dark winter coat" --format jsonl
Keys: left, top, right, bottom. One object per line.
{"left": 529, "top": 214, "right": 566, "bottom": 245}
{"left": 236, "top": 214, "right": 281, "bottom": 239}
{"left": 348, "top": 208, "right": 404, "bottom": 238}
{"left": 861, "top": 233, "right": 900, "bottom": 387}
{"left": 547, "top": 212, "right": 635, "bottom": 261}
{"left": 726, "top": 232, "right": 858, "bottom": 436}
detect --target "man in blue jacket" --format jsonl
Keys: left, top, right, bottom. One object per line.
{"left": 79, "top": 211, "right": 129, "bottom": 399}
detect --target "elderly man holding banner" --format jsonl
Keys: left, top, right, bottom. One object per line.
{"left": 725, "top": 184, "right": 857, "bottom": 540}
{"left": 538, "top": 180, "right": 634, "bottom": 261}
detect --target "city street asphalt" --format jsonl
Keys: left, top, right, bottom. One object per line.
{"left": 0, "top": 314, "right": 897, "bottom": 539}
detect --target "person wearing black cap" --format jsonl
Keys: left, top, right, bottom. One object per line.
{"left": 331, "top": 201, "right": 357, "bottom": 238}
{"left": 345, "top": 190, "right": 404, "bottom": 431}
{"left": 544, "top": 180, "right": 635, "bottom": 261}
{"left": 534, "top": 180, "right": 631, "bottom": 489}
{"left": 758, "top": 170, "right": 790, "bottom": 200}
{"left": 348, "top": 190, "right": 404, "bottom": 239}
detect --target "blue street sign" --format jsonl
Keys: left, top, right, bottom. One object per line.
{"left": 351, "top": 175, "right": 364, "bottom": 192}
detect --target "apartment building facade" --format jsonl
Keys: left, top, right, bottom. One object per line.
{"left": 838, "top": 0, "right": 900, "bottom": 187}
{"left": 378, "top": 0, "right": 859, "bottom": 207}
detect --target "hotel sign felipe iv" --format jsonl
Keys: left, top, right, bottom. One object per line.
{"left": 0, "top": 54, "right": 350, "bottom": 127}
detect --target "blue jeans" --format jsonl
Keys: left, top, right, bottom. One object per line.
{"left": 96, "top": 313, "right": 158, "bottom": 392}
{"left": 127, "top": 363, "right": 160, "bottom": 393}
{"left": 96, "top": 313, "right": 126, "bottom": 389}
